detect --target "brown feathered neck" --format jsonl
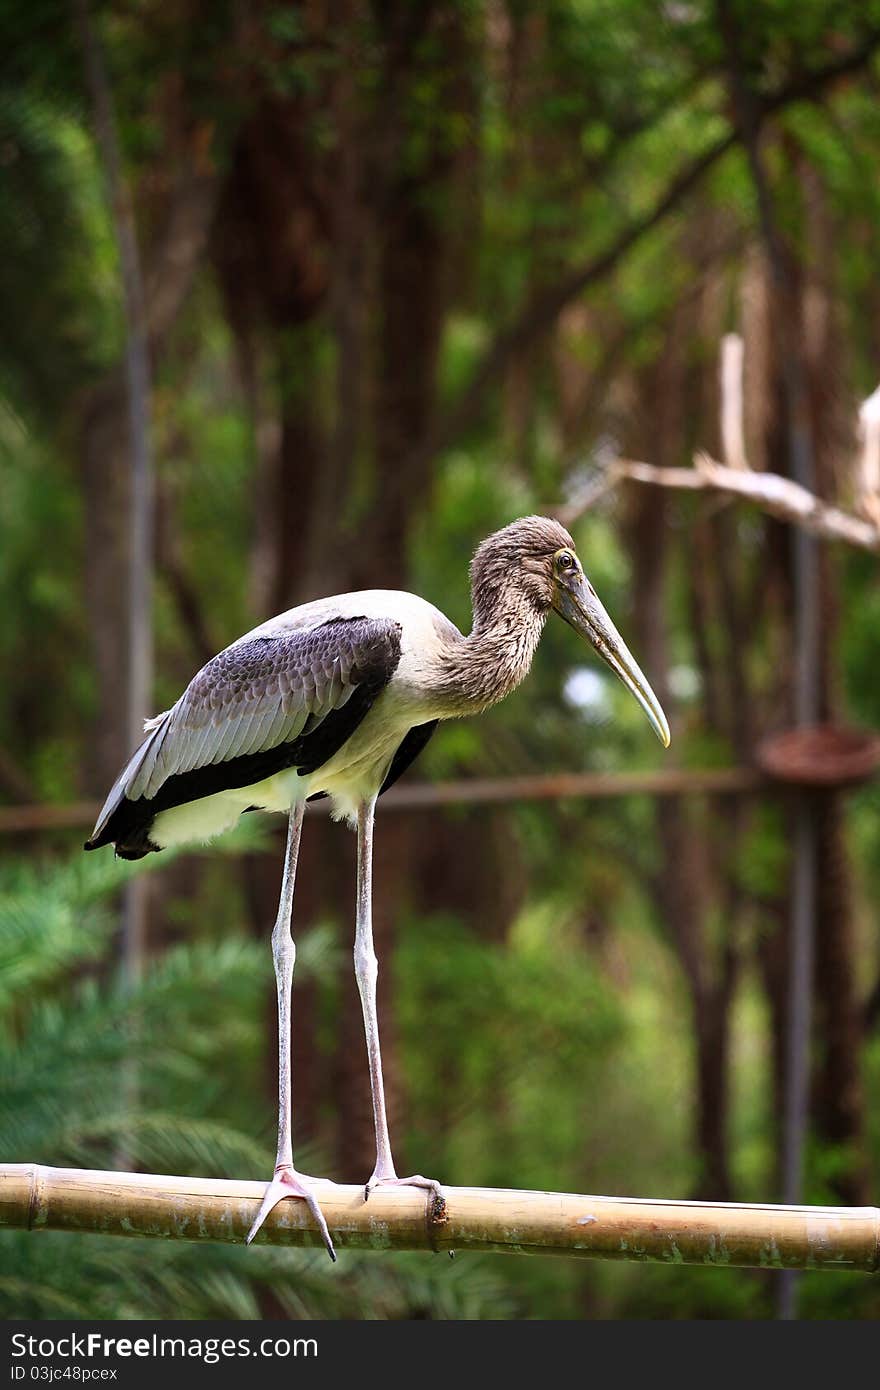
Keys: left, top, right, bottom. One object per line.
{"left": 430, "top": 516, "right": 575, "bottom": 714}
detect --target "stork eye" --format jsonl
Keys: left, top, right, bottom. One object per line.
{"left": 557, "top": 551, "right": 576, "bottom": 572}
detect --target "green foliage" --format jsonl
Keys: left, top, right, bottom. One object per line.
{"left": 0, "top": 852, "right": 509, "bottom": 1318}
{"left": 0, "top": 88, "right": 118, "bottom": 424}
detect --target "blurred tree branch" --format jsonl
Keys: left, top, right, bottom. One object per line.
{"left": 419, "top": 30, "right": 880, "bottom": 471}
{"left": 561, "top": 452, "right": 880, "bottom": 551}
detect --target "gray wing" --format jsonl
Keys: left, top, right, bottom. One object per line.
{"left": 87, "top": 617, "right": 402, "bottom": 847}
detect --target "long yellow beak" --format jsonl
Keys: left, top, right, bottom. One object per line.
{"left": 553, "top": 574, "right": 671, "bottom": 748}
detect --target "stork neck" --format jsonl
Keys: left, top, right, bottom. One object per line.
{"left": 434, "top": 590, "right": 548, "bottom": 714}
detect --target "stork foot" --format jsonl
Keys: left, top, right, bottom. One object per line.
{"left": 246, "top": 1165, "right": 336, "bottom": 1260}
{"left": 364, "top": 1171, "right": 448, "bottom": 1224}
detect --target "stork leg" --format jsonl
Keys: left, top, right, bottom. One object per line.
{"left": 355, "top": 796, "right": 445, "bottom": 1216}
{"left": 246, "top": 802, "right": 336, "bottom": 1258}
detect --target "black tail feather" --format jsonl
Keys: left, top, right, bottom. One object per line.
{"left": 83, "top": 802, "right": 160, "bottom": 859}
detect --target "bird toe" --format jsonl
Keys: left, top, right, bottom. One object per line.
{"left": 363, "top": 1172, "right": 448, "bottom": 1223}
{"left": 246, "top": 1167, "right": 336, "bottom": 1260}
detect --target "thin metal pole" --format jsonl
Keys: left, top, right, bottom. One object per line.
{"left": 74, "top": 0, "right": 154, "bottom": 1172}
{"left": 779, "top": 507, "right": 821, "bottom": 1320}
{"left": 0, "top": 769, "right": 768, "bottom": 836}
{"left": 74, "top": 0, "right": 154, "bottom": 991}
{"left": 715, "top": 1, "right": 822, "bottom": 1317}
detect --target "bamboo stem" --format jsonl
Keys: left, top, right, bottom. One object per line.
{"left": 2, "top": 1166, "right": 877, "bottom": 1271}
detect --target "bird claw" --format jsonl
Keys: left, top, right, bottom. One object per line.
{"left": 246, "top": 1165, "right": 337, "bottom": 1261}
{"left": 363, "top": 1172, "right": 448, "bottom": 1224}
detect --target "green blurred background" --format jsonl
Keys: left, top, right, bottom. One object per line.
{"left": 1, "top": 0, "right": 879, "bottom": 1319}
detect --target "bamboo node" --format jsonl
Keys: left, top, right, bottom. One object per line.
{"left": 429, "top": 1192, "right": 449, "bottom": 1226}
{"left": 25, "top": 1163, "right": 46, "bottom": 1231}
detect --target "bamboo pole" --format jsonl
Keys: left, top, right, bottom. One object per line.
{"left": 2, "top": 1166, "right": 877, "bottom": 1272}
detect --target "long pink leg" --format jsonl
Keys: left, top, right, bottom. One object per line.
{"left": 354, "top": 796, "right": 445, "bottom": 1217}
{"left": 246, "top": 802, "right": 336, "bottom": 1258}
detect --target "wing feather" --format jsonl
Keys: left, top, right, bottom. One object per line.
{"left": 93, "top": 617, "right": 403, "bottom": 825}
{"left": 207, "top": 711, "right": 240, "bottom": 766}
{"left": 178, "top": 709, "right": 214, "bottom": 774}
{"left": 128, "top": 710, "right": 175, "bottom": 801}
{"left": 239, "top": 701, "right": 275, "bottom": 757}
{"left": 262, "top": 700, "right": 291, "bottom": 751}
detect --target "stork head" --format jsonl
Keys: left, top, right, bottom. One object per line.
{"left": 471, "top": 516, "right": 670, "bottom": 747}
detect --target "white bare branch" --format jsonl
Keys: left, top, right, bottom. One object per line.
{"left": 858, "top": 385, "right": 880, "bottom": 526}
{"left": 558, "top": 452, "right": 880, "bottom": 551}
{"left": 720, "top": 333, "right": 747, "bottom": 471}
{"left": 556, "top": 338, "right": 880, "bottom": 552}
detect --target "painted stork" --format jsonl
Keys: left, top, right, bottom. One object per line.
{"left": 85, "top": 515, "right": 669, "bottom": 1259}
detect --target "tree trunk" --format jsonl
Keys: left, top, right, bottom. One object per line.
{"left": 334, "top": 1, "right": 472, "bottom": 1175}
{"left": 626, "top": 483, "right": 737, "bottom": 1200}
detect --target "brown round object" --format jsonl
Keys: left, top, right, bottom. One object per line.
{"left": 756, "top": 724, "right": 880, "bottom": 788}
